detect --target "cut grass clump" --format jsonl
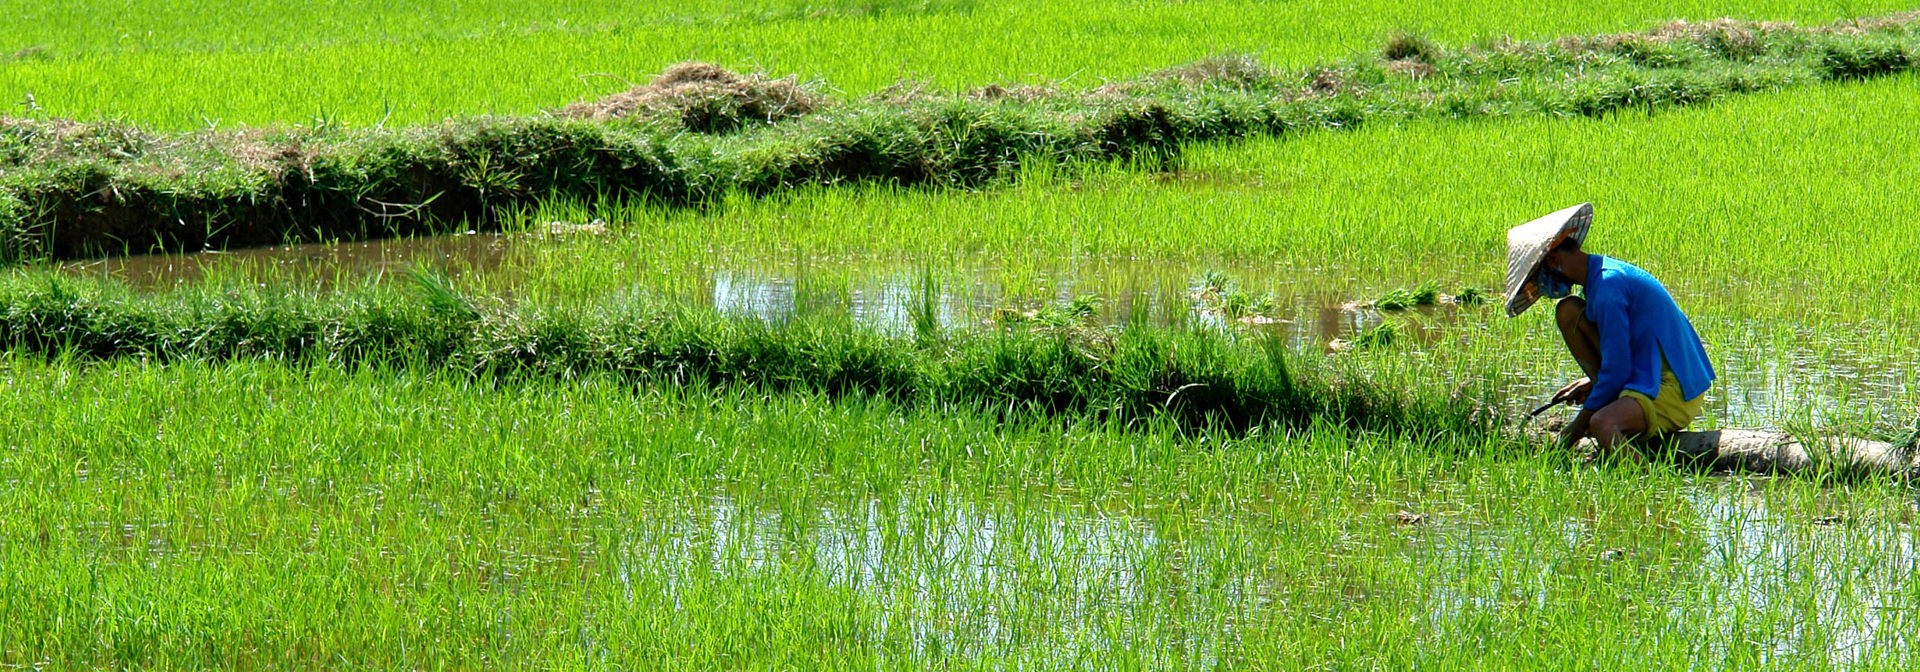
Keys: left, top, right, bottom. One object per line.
{"left": 1, "top": 13, "right": 1916, "bottom": 261}
{"left": 557, "top": 61, "right": 823, "bottom": 132}
{"left": 0, "top": 273, "right": 1493, "bottom": 435}
{"left": 1194, "top": 271, "right": 1279, "bottom": 320}
{"left": 1818, "top": 39, "right": 1912, "bottom": 79}
{"left": 1372, "top": 280, "right": 1441, "bottom": 310}
{"left": 1152, "top": 54, "right": 1278, "bottom": 89}
{"left": 1383, "top": 31, "right": 1442, "bottom": 63}
{"left": 1350, "top": 319, "right": 1402, "bottom": 349}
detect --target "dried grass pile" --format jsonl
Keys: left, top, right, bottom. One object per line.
{"left": 559, "top": 62, "right": 821, "bottom": 133}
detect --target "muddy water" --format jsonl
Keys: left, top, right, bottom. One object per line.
{"left": 51, "top": 234, "right": 1459, "bottom": 334}
{"left": 52, "top": 233, "right": 518, "bottom": 289}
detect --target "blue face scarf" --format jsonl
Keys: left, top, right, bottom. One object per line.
{"left": 1536, "top": 267, "right": 1574, "bottom": 300}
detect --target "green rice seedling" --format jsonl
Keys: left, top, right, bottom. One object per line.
{"left": 1193, "top": 271, "right": 1278, "bottom": 319}
{"left": 1219, "top": 289, "right": 1277, "bottom": 319}
{"left": 0, "top": 357, "right": 1911, "bottom": 667}
{"left": 405, "top": 264, "right": 480, "bottom": 323}
{"left": 909, "top": 267, "right": 942, "bottom": 344}
{"left": 1373, "top": 280, "right": 1442, "bottom": 310}
{"left": 1451, "top": 286, "right": 1486, "bottom": 305}
{"left": 1348, "top": 318, "right": 1403, "bottom": 349}
{"left": 1890, "top": 415, "right": 1920, "bottom": 455}
{"left": 15, "top": 1, "right": 1920, "bottom": 129}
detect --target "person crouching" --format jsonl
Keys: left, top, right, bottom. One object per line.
{"left": 1503, "top": 203, "right": 1716, "bottom": 454}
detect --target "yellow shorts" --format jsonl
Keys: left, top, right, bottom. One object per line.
{"left": 1619, "top": 366, "right": 1704, "bottom": 435}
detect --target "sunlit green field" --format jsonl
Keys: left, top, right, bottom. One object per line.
{"left": 3, "top": 359, "right": 1917, "bottom": 668}
{"left": 470, "top": 74, "right": 1920, "bottom": 322}
{"left": 4, "top": 1, "right": 1920, "bottom": 668}
{"left": 3, "top": 0, "right": 1915, "bottom": 127}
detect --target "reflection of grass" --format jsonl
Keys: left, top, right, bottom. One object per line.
{"left": 2, "top": 355, "right": 1915, "bottom": 666}
{"left": 0, "top": 273, "right": 1490, "bottom": 434}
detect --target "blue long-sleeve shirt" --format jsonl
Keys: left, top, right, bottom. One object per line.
{"left": 1582, "top": 255, "right": 1715, "bottom": 410}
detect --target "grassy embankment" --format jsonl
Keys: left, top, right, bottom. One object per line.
{"left": 2, "top": 14, "right": 1915, "bottom": 259}
{"left": 29, "top": 73, "right": 1911, "bottom": 430}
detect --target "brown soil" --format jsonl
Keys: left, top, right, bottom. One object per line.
{"left": 1309, "top": 69, "right": 1355, "bottom": 96}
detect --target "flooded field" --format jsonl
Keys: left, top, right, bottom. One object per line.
{"left": 6, "top": 13, "right": 1919, "bottom": 664}
{"left": 4, "top": 357, "right": 1915, "bottom": 667}
{"left": 53, "top": 233, "right": 519, "bottom": 289}
{"left": 619, "top": 482, "right": 1920, "bottom": 666}
{"left": 49, "top": 231, "right": 1919, "bottom": 432}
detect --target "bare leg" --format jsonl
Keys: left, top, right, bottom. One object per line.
{"left": 1589, "top": 397, "right": 1650, "bottom": 455}
{"left": 1555, "top": 297, "right": 1600, "bottom": 378}
{"left": 1559, "top": 399, "right": 1650, "bottom": 456}
{"left": 1553, "top": 296, "right": 1605, "bottom": 451}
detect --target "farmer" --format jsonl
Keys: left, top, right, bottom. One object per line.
{"left": 1503, "top": 203, "right": 1715, "bottom": 453}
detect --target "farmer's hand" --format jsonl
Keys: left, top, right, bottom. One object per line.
{"left": 1558, "top": 407, "right": 1595, "bottom": 452}
{"left": 1552, "top": 377, "right": 1593, "bottom": 406}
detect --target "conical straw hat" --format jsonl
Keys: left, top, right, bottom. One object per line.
{"left": 1503, "top": 203, "right": 1592, "bottom": 317}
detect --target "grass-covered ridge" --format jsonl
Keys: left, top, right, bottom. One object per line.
{"left": 2, "top": 13, "right": 1915, "bottom": 261}
{"left": 0, "top": 271, "right": 1497, "bottom": 435}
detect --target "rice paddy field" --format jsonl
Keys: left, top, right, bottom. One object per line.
{"left": 3, "top": 1, "right": 1920, "bottom": 669}
{"left": 6, "top": 0, "right": 1916, "bottom": 127}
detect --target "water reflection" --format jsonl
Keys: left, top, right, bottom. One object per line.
{"left": 616, "top": 486, "right": 1917, "bottom": 664}
{"left": 623, "top": 493, "right": 1193, "bottom": 663}
{"left": 53, "top": 233, "right": 517, "bottom": 289}
{"left": 42, "top": 234, "right": 1918, "bottom": 428}
{"left": 1687, "top": 484, "right": 1918, "bottom": 666}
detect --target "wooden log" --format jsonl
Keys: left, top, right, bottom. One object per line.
{"left": 1634, "top": 429, "right": 1916, "bottom": 477}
